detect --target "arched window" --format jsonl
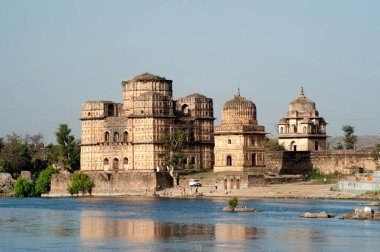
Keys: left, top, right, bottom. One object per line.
{"left": 227, "top": 156, "right": 232, "bottom": 166}
{"left": 104, "top": 132, "right": 110, "bottom": 142}
{"left": 228, "top": 139, "right": 231, "bottom": 144}
{"left": 123, "top": 157, "right": 129, "bottom": 171}
{"left": 280, "top": 127, "right": 284, "bottom": 134}
{"left": 113, "top": 158, "right": 119, "bottom": 171}
{"left": 103, "top": 158, "right": 109, "bottom": 171}
{"left": 191, "top": 157, "right": 196, "bottom": 164}
{"left": 303, "top": 126, "right": 307, "bottom": 133}
{"left": 293, "top": 125, "right": 297, "bottom": 133}
{"left": 113, "top": 132, "right": 119, "bottom": 142}
{"left": 123, "top": 131, "right": 128, "bottom": 142}
{"left": 251, "top": 138, "right": 255, "bottom": 146}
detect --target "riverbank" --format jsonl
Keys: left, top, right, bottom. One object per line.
{"left": 156, "top": 182, "right": 380, "bottom": 200}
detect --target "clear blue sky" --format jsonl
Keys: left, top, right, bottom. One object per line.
{"left": 1, "top": 0, "right": 380, "bottom": 143}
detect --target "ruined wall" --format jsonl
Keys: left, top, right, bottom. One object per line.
{"left": 265, "top": 150, "right": 377, "bottom": 175}
{"left": 49, "top": 171, "right": 173, "bottom": 196}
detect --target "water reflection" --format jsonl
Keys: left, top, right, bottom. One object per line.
{"left": 80, "top": 211, "right": 264, "bottom": 250}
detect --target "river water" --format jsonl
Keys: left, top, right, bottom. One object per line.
{"left": 0, "top": 197, "right": 380, "bottom": 251}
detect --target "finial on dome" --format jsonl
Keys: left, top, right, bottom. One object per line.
{"left": 300, "top": 87, "right": 305, "bottom": 98}
{"left": 237, "top": 87, "right": 240, "bottom": 97}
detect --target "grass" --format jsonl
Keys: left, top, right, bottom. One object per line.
{"left": 307, "top": 168, "right": 341, "bottom": 184}
{"left": 361, "top": 190, "right": 380, "bottom": 196}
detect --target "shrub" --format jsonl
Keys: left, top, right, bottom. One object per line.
{"left": 307, "top": 168, "right": 340, "bottom": 183}
{"left": 35, "top": 166, "right": 59, "bottom": 195}
{"left": 68, "top": 171, "right": 93, "bottom": 196}
{"left": 14, "top": 177, "right": 35, "bottom": 197}
{"left": 228, "top": 197, "right": 238, "bottom": 208}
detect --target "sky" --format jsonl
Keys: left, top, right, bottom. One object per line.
{"left": 1, "top": 0, "right": 380, "bottom": 144}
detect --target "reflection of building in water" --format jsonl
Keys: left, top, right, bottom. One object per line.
{"left": 215, "top": 223, "right": 264, "bottom": 242}
{"left": 80, "top": 211, "right": 263, "bottom": 247}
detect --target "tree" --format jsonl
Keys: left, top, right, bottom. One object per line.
{"left": 0, "top": 133, "right": 32, "bottom": 177}
{"left": 35, "top": 166, "right": 59, "bottom": 195}
{"left": 265, "top": 138, "right": 285, "bottom": 151}
{"left": 68, "top": 171, "right": 93, "bottom": 195}
{"left": 228, "top": 197, "right": 238, "bottom": 208}
{"left": 55, "top": 124, "right": 80, "bottom": 171}
{"left": 14, "top": 177, "right": 35, "bottom": 197}
{"left": 334, "top": 142, "right": 344, "bottom": 150}
{"left": 342, "top": 125, "right": 357, "bottom": 150}
{"left": 160, "top": 130, "right": 188, "bottom": 167}
{"left": 372, "top": 144, "right": 380, "bottom": 170}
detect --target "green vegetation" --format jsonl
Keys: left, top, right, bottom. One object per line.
{"left": 55, "top": 124, "right": 81, "bottom": 171}
{"left": 68, "top": 171, "right": 93, "bottom": 196}
{"left": 35, "top": 166, "right": 59, "bottom": 195}
{"left": 334, "top": 142, "right": 344, "bottom": 150}
{"left": 228, "top": 197, "right": 238, "bottom": 208}
{"left": 361, "top": 190, "right": 380, "bottom": 196}
{"left": 307, "top": 168, "right": 341, "bottom": 183}
{"left": 14, "top": 177, "right": 36, "bottom": 197}
{"left": 342, "top": 125, "right": 357, "bottom": 150}
{"left": 160, "top": 130, "right": 188, "bottom": 166}
{"left": 371, "top": 144, "right": 380, "bottom": 170}
{"left": 265, "top": 138, "right": 285, "bottom": 151}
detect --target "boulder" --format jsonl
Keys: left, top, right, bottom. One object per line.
{"left": 20, "top": 171, "right": 32, "bottom": 180}
{"left": 301, "top": 211, "right": 335, "bottom": 218}
{"left": 234, "top": 207, "right": 256, "bottom": 212}
{"left": 223, "top": 206, "right": 235, "bottom": 212}
{"left": 0, "top": 173, "right": 15, "bottom": 196}
{"left": 340, "top": 209, "right": 374, "bottom": 220}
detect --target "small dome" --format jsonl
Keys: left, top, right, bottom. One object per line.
{"left": 221, "top": 90, "right": 257, "bottom": 125}
{"left": 130, "top": 72, "right": 169, "bottom": 82}
{"left": 185, "top": 93, "right": 208, "bottom": 99}
{"left": 288, "top": 87, "right": 316, "bottom": 114}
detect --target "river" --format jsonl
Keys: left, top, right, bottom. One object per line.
{"left": 0, "top": 197, "right": 379, "bottom": 251}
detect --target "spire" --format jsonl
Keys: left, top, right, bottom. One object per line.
{"left": 300, "top": 87, "right": 305, "bottom": 98}
{"left": 238, "top": 87, "right": 240, "bottom": 97}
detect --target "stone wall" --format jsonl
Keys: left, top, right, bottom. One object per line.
{"left": 49, "top": 171, "right": 173, "bottom": 196}
{"left": 265, "top": 150, "right": 377, "bottom": 175}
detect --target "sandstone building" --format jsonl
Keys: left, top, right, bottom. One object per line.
{"left": 278, "top": 88, "right": 327, "bottom": 151}
{"left": 80, "top": 73, "right": 214, "bottom": 173}
{"left": 214, "top": 90, "right": 266, "bottom": 173}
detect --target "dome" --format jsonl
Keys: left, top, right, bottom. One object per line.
{"left": 288, "top": 87, "right": 316, "bottom": 114}
{"left": 128, "top": 72, "right": 170, "bottom": 82}
{"left": 221, "top": 90, "right": 257, "bottom": 125}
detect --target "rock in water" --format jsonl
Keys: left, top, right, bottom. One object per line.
{"left": 301, "top": 211, "right": 335, "bottom": 218}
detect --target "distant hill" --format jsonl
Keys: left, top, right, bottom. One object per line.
{"left": 328, "top": 135, "right": 380, "bottom": 150}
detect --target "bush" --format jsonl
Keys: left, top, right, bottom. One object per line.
{"left": 35, "top": 166, "right": 59, "bottom": 195}
{"left": 307, "top": 168, "right": 340, "bottom": 183}
{"left": 14, "top": 177, "right": 35, "bottom": 197}
{"left": 228, "top": 197, "right": 238, "bottom": 208}
{"left": 68, "top": 171, "right": 93, "bottom": 196}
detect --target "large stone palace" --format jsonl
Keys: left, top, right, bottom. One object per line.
{"left": 80, "top": 73, "right": 214, "bottom": 173}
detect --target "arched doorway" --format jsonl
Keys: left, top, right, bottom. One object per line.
{"left": 290, "top": 141, "right": 297, "bottom": 151}
{"left": 252, "top": 153, "right": 256, "bottom": 166}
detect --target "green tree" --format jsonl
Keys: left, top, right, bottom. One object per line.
{"left": 26, "top": 134, "right": 48, "bottom": 175}
{"left": 14, "top": 177, "right": 35, "bottom": 197}
{"left": 342, "top": 125, "right": 357, "bottom": 150}
{"left": 228, "top": 197, "right": 238, "bottom": 208}
{"left": 1, "top": 133, "right": 32, "bottom": 177}
{"left": 265, "top": 138, "right": 285, "bottom": 151}
{"left": 68, "top": 171, "right": 93, "bottom": 196}
{"left": 372, "top": 144, "right": 380, "bottom": 170}
{"left": 55, "top": 124, "right": 80, "bottom": 171}
{"left": 35, "top": 166, "right": 59, "bottom": 195}
{"left": 160, "top": 130, "right": 188, "bottom": 166}
{"left": 334, "top": 142, "right": 344, "bottom": 150}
